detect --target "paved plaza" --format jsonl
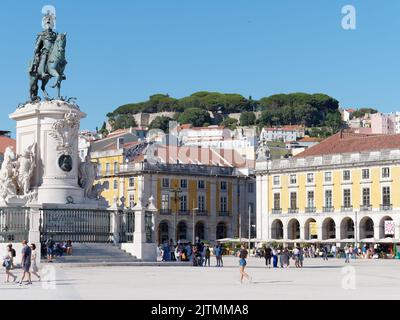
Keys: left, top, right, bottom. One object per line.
{"left": 1, "top": 256, "right": 400, "bottom": 300}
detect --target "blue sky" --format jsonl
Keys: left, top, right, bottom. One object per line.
{"left": 1, "top": 0, "right": 400, "bottom": 135}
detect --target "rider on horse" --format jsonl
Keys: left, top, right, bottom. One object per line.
{"left": 29, "top": 11, "right": 67, "bottom": 102}
{"left": 29, "top": 12, "right": 57, "bottom": 79}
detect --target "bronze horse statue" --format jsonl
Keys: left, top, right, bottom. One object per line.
{"left": 29, "top": 33, "right": 67, "bottom": 101}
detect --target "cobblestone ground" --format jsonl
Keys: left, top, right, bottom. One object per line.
{"left": 1, "top": 257, "right": 399, "bottom": 300}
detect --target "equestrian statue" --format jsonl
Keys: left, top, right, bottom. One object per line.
{"left": 29, "top": 11, "right": 67, "bottom": 101}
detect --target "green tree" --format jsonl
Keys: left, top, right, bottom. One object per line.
{"left": 221, "top": 117, "right": 238, "bottom": 130}
{"left": 351, "top": 108, "right": 378, "bottom": 119}
{"left": 239, "top": 112, "right": 256, "bottom": 126}
{"left": 177, "top": 108, "right": 211, "bottom": 127}
{"left": 99, "top": 121, "right": 109, "bottom": 137}
{"left": 325, "top": 111, "right": 343, "bottom": 133}
{"left": 149, "top": 116, "right": 173, "bottom": 132}
{"left": 108, "top": 114, "right": 137, "bottom": 131}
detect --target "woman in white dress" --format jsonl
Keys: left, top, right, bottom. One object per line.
{"left": 30, "top": 243, "right": 41, "bottom": 281}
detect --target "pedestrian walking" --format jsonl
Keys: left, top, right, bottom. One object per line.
{"left": 30, "top": 243, "right": 41, "bottom": 281}
{"left": 344, "top": 245, "right": 350, "bottom": 263}
{"left": 331, "top": 245, "right": 337, "bottom": 258}
{"left": 237, "top": 244, "right": 251, "bottom": 284}
{"left": 298, "top": 247, "right": 304, "bottom": 268}
{"left": 264, "top": 246, "right": 272, "bottom": 268}
{"left": 204, "top": 246, "right": 211, "bottom": 267}
{"left": 272, "top": 248, "right": 278, "bottom": 268}
{"left": 19, "top": 240, "right": 32, "bottom": 286}
{"left": 293, "top": 246, "right": 300, "bottom": 267}
{"left": 3, "top": 245, "right": 17, "bottom": 283}
{"left": 322, "top": 246, "right": 328, "bottom": 261}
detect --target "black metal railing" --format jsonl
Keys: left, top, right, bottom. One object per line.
{"left": 380, "top": 204, "right": 393, "bottom": 211}
{"left": 178, "top": 210, "right": 190, "bottom": 216}
{"left": 196, "top": 210, "right": 208, "bottom": 216}
{"left": 218, "top": 211, "right": 230, "bottom": 216}
{"left": 323, "top": 206, "right": 335, "bottom": 213}
{"left": 0, "top": 207, "right": 30, "bottom": 243}
{"left": 341, "top": 206, "right": 353, "bottom": 212}
{"left": 118, "top": 210, "right": 134, "bottom": 243}
{"left": 305, "top": 207, "right": 316, "bottom": 213}
{"left": 288, "top": 208, "right": 298, "bottom": 214}
{"left": 360, "top": 205, "right": 372, "bottom": 211}
{"left": 39, "top": 208, "right": 113, "bottom": 243}
{"left": 271, "top": 208, "right": 282, "bottom": 214}
{"left": 159, "top": 209, "right": 172, "bottom": 215}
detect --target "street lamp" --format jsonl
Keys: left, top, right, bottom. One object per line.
{"left": 355, "top": 210, "right": 358, "bottom": 249}
{"left": 192, "top": 205, "right": 198, "bottom": 244}
{"left": 170, "top": 187, "right": 182, "bottom": 243}
{"left": 248, "top": 204, "right": 251, "bottom": 250}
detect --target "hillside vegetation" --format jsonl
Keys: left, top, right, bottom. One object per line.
{"left": 105, "top": 91, "right": 343, "bottom": 135}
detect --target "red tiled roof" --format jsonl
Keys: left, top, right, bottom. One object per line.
{"left": 296, "top": 131, "right": 399, "bottom": 158}
{"left": 0, "top": 136, "right": 16, "bottom": 155}
{"left": 131, "top": 145, "right": 254, "bottom": 169}
{"left": 298, "top": 137, "right": 323, "bottom": 143}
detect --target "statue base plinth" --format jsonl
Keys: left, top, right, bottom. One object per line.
{"left": 9, "top": 100, "right": 91, "bottom": 206}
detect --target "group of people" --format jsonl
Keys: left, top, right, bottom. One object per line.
{"left": 160, "top": 240, "right": 224, "bottom": 267}
{"left": 2, "top": 241, "right": 40, "bottom": 285}
{"left": 263, "top": 246, "right": 305, "bottom": 268}
{"left": 44, "top": 238, "right": 73, "bottom": 262}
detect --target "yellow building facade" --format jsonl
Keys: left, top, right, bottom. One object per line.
{"left": 256, "top": 133, "right": 400, "bottom": 243}
{"left": 91, "top": 145, "right": 256, "bottom": 244}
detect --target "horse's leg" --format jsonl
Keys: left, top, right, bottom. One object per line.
{"left": 48, "top": 66, "right": 63, "bottom": 99}
{"left": 29, "top": 75, "right": 39, "bottom": 101}
{"left": 41, "top": 78, "right": 50, "bottom": 100}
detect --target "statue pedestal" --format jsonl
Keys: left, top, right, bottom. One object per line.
{"left": 9, "top": 100, "right": 87, "bottom": 205}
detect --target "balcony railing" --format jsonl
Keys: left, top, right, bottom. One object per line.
{"left": 196, "top": 210, "right": 208, "bottom": 216}
{"left": 305, "top": 207, "right": 316, "bottom": 213}
{"left": 159, "top": 209, "right": 172, "bottom": 215}
{"left": 218, "top": 211, "right": 230, "bottom": 216}
{"left": 288, "top": 208, "right": 298, "bottom": 214}
{"left": 360, "top": 205, "right": 372, "bottom": 212}
{"left": 323, "top": 206, "right": 335, "bottom": 213}
{"left": 178, "top": 210, "right": 190, "bottom": 215}
{"left": 380, "top": 204, "right": 393, "bottom": 211}
{"left": 341, "top": 206, "right": 353, "bottom": 212}
{"left": 272, "top": 208, "right": 282, "bottom": 214}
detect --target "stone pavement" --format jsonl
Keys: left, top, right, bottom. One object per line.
{"left": 1, "top": 256, "right": 400, "bottom": 300}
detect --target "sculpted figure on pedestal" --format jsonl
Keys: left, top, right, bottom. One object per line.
{"left": 0, "top": 144, "right": 37, "bottom": 202}
{"left": 78, "top": 154, "right": 97, "bottom": 198}
{"left": 0, "top": 148, "right": 18, "bottom": 199}
{"left": 15, "top": 143, "right": 36, "bottom": 195}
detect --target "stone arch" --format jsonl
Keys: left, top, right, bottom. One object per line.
{"left": 304, "top": 218, "right": 317, "bottom": 240}
{"left": 340, "top": 217, "right": 354, "bottom": 239}
{"left": 322, "top": 217, "right": 336, "bottom": 240}
{"left": 271, "top": 219, "right": 284, "bottom": 239}
{"left": 359, "top": 216, "right": 374, "bottom": 239}
{"left": 216, "top": 222, "right": 227, "bottom": 240}
{"left": 379, "top": 216, "right": 394, "bottom": 239}
{"left": 195, "top": 221, "right": 205, "bottom": 241}
{"left": 287, "top": 218, "right": 300, "bottom": 240}
{"left": 176, "top": 221, "right": 187, "bottom": 241}
{"left": 158, "top": 220, "right": 170, "bottom": 244}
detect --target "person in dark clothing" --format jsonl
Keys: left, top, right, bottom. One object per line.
{"left": 264, "top": 246, "right": 272, "bottom": 268}
{"left": 19, "top": 240, "right": 32, "bottom": 286}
